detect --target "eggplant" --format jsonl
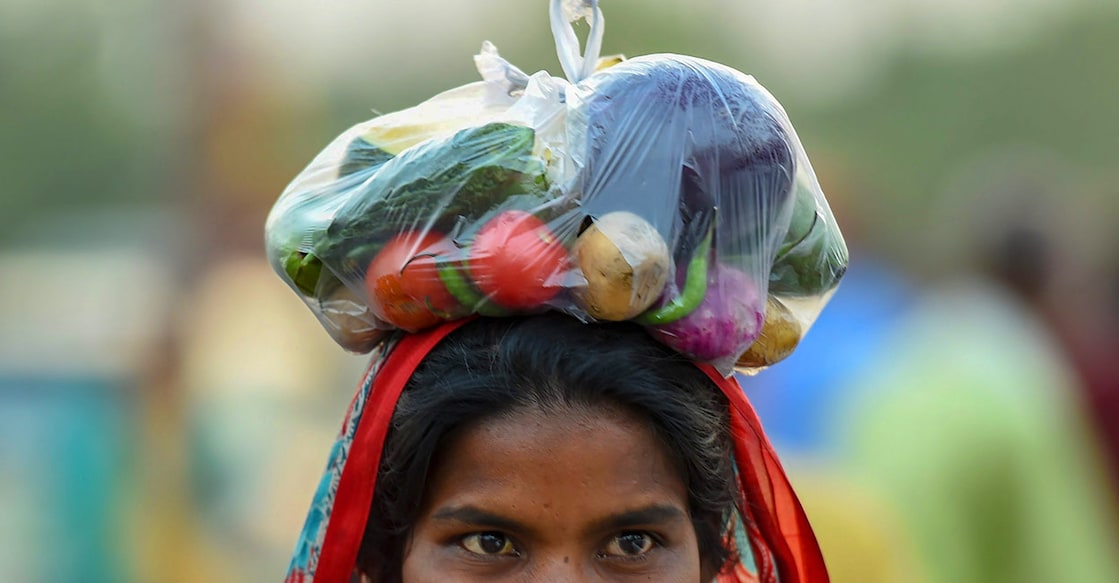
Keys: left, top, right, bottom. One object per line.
{"left": 571, "top": 55, "right": 797, "bottom": 263}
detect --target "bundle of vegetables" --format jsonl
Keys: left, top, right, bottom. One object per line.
{"left": 264, "top": 0, "right": 848, "bottom": 376}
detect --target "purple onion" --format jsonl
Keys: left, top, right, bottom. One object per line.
{"left": 648, "top": 262, "right": 764, "bottom": 363}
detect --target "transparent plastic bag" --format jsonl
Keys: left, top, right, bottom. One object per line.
{"left": 265, "top": 0, "right": 847, "bottom": 376}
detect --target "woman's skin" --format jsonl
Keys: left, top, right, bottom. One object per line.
{"left": 402, "top": 403, "right": 705, "bottom": 582}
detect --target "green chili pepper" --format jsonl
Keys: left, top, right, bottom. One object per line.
{"left": 634, "top": 227, "right": 712, "bottom": 326}
{"left": 437, "top": 260, "right": 509, "bottom": 318}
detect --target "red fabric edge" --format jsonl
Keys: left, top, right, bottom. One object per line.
{"left": 314, "top": 320, "right": 473, "bottom": 583}
{"left": 698, "top": 365, "right": 830, "bottom": 583}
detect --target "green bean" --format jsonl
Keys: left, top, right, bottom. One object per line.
{"left": 634, "top": 227, "right": 712, "bottom": 326}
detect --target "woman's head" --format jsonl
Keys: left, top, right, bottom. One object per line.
{"left": 358, "top": 314, "right": 740, "bottom": 581}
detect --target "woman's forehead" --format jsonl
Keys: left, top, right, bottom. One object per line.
{"left": 420, "top": 405, "right": 690, "bottom": 534}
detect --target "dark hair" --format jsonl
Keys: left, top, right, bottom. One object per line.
{"left": 357, "top": 313, "right": 739, "bottom": 581}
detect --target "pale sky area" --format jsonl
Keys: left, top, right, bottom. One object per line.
{"left": 216, "top": 0, "right": 1108, "bottom": 103}
{"left": 2, "top": 0, "right": 1112, "bottom": 112}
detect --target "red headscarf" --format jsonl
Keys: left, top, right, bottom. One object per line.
{"left": 284, "top": 319, "right": 829, "bottom": 583}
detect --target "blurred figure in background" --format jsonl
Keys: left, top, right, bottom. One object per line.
{"left": 847, "top": 163, "right": 1119, "bottom": 582}
{"left": 852, "top": 148, "right": 1119, "bottom": 582}
{"left": 746, "top": 147, "right": 1119, "bottom": 582}
{"left": 923, "top": 146, "right": 1119, "bottom": 502}
{"left": 1033, "top": 206, "right": 1119, "bottom": 499}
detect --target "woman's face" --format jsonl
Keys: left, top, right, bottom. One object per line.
{"left": 401, "top": 404, "right": 704, "bottom": 582}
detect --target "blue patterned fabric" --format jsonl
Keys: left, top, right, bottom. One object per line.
{"left": 284, "top": 340, "right": 394, "bottom": 583}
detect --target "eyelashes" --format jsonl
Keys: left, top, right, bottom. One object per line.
{"left": 601, "top": 531, "right": 658, "bottom": 558}
{"left": 460, "top": 531, "right": 520, "bottom": 557}
{"left": 457, "top": 530, "right": 661, "bottom": 560}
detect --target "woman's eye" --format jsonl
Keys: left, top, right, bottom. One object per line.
{"left": 461, "top": 532, "right": 518, "bottom": 556}
{"left": 602, "top": 532, "right": 656, "bottom": 557}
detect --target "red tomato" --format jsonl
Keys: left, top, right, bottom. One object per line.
{"left": 365, "top": 231, "right": 462, "bottom": 331}
{"left": 468, "top": 210, "right": 569, "bottom": 310}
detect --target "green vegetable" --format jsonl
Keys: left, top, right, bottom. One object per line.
{"left": 317, "top": 123, "right": 547, "bottom": 280}
{"left": 769, "top": 185, "right": 848, "bottom": 296}
{"left": 276, "top": 136, "right": 396, "bottom": 297}
{"left": 283, "top": 251, "right": 325, "bottom": 296}
{"left": 635, "top": 227, "right": 712, "bottom": 325}
{"left": 777, "top": 183, "right": 819, "bottom": 258}
{"left": 436, "top": 261, "right": 509, "bottom": 317}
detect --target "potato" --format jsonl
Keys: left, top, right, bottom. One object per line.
{"left": 573, "top": 211, "right": 670, "bottom": 321}
{"left": 736, "top": 296, "right": 803, "bottom": 369}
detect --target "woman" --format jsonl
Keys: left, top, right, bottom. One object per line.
{"left": 285, "top": 314, "right": 828, "bottom": 582}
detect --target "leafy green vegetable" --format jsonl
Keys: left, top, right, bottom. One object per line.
{"left": 316, "top": 123, "right": 548, "bottom": 283}
{"left": 277, "top": 136, "right": 396, "bottom": 297}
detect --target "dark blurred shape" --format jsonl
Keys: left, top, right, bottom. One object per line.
{"left": 982, "top": 224, "right": 1049, "bottom": 303}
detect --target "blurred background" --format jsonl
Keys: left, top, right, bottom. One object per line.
{"left": 2, "top": 0, "right": 1117, "bottom": 581}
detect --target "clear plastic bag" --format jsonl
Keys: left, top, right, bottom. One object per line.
{"left": 265, "top": 0, "right": 847, "bottom": 376}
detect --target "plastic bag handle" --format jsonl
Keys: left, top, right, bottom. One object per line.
{"left": 550, "top": 0, "right": 605, "bottom": 83}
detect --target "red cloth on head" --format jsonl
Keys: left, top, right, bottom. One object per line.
{"left": 301, "top": 320, "right": 828, "bottom": 583}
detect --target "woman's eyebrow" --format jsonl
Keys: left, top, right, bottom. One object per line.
{"left": 588, "top": 504, "right": 686, "bottom": 533}
{"left": 430, "top": 506, "right": 527, "bottom": 533}
{"left": 430, "top": 504, "right": 686, "bottom": 535}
